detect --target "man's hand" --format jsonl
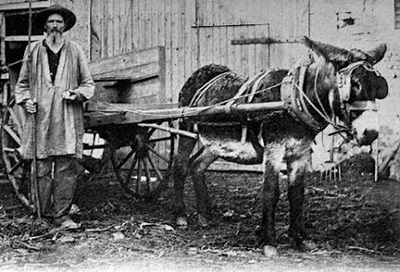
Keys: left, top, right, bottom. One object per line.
{"left": 62, "top": 90, "right": 78, "bottom": 102}
{"left": 23, "top": 99, "right": 37, "bottom": 114}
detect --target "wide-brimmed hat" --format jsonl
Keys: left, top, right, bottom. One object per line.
{"left": 35, "top": 5, "right": 76, "bottom": 32}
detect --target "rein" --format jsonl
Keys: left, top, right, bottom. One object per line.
{"left": 281, "top": 60, "right": 379, "bottom": 138}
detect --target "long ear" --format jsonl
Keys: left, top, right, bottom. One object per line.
{"left": 301, "top": 37, "right": 387, "bottom": 67}
{"left": 349, "top": 44, "right": 387, "bottom": 65}
{"left": 301, "top": 36, "right": 353, "bottom": 68}
{"left": 363, "top": 44, "right": 387, "bottom": 65}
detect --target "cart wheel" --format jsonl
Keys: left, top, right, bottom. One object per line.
{"left": 110, "top": 121, "right": 175, "bottom": 199}
{"left": 1, "top": 97, "right": 33, "bottom": 210}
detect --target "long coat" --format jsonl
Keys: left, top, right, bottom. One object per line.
{"left": 15, "top": 40, "right": 95, "bottom": 159}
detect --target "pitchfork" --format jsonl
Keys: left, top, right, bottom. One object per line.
{"left": 320, "top": 134, "right": 342, "bottom": 183}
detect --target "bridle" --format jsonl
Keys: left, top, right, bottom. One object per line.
{"left": 334, "top": 61, "right": 379, "bottom": 125}
{"left": 281, "top": 59, "right": 380, "bottom": 141}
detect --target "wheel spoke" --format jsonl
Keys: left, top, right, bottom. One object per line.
{"left": 8, "top": 107, "right": 23, "bottom": 137}
{"left": 3, "top": 124, "right": 21, "bottom": 146}
{"left": 126, "top": 154, "right": 138, "bottom": 188}
{"left": 110, "top": 147, "right": 125, "bottom": 185}
{"left": 147, "top": 145, "right": 168, "bottom": 162}
{"left": 143, "top": 158, "right": 153, "bottom": 192}
{"left": 116, "top": 148, "right": 135, "bottom": 169}
{"left": 1, "top": 103, "right": 32, "bottom": 210}
{"left": 148, "top": 127, "right": 156, "bottom": 135}
{"left": 148, "top": 136, "right": 173, "bottom": 143}
{"left": 137, "top": 158, "right": 142, "bottom": 192}
{"left": 147, "top": 154, "right": 163, "bottom": 181}
{"left": 8, "top": 160, "right": 23, "bottom": 175}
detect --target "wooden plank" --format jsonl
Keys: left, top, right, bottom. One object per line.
{"left": 88, "top": 46, "right": 163, "bottom": 75}
{"left": 5, "top": 35, "right": 44, "bottom": 42}
{"left": 150, "top": 0, "right": 158, "bottom": 46}
{"left": 123, "top": 80, "right": 159, "bottom": 104}
{"left": 148, "top": 0, "right": 156, "bottom": 47}
{"left": 176, "top": 0, "right": 185, "bottom": 98}
{"left": 125, "top": 0, "right": 133, "bottom": 52}
{"left": 184, "top": 0, "right": 196, "bottom": 81}
{"left": 107, "top": 0, "right": 114, "bottom": 57}
{"left": 164, "top": 0, "right": 172, "bottom": 107}
{"left": 204, "top": 0, "right": 213, "bottom": 65}
{"left": 240, "top": 26, "right": 250, "bottom": 76}
{"left": 112, "top": 0, "right": 119, "bottom": 55}
{"left": 138, "top": 0, "right": 146, "bottom": 49}
{"left": 84, "top": 101, "right": 286, "bottom": 127}
{"left": 131, "top": 0, "right": 139, "bottom": 50}
{"left": 86, "top": 102, "right": 178, "bottom": 112}
{"left": 90, "top": 0, "right": 102, "bottom": 61}
{"left": 170, "top": 0, "right": 180, "bottom": 103}
{"left": 248, "top": 25, "right": 256, "bottom": 76}
{"left": 226, "top": 26, "right": 235, "bottom": 70}
{"left": 101, "top": 0, "right": 107, "bottom": 58}
{"left": 91, "top": 62, "right": 160, "bottom": 81}
{"left": 158, "top": 46, "right": 167, "bottom": 103}
{"left": 0, "top": 1, "right": 49, "bottom": 10}
{"left": 115, "top": 0, "right": 124, "bottom": 54}
{"left": 0, "top": 12, "right": 5, "bottom": 66}
{"left": 157, "top": 0, "right": 165, "bottom": 48}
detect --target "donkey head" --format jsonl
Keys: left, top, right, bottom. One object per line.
{"left": 301, "top": 37, "right": 388, "bottom": 146}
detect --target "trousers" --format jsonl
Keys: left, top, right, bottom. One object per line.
{"left": 36, "top": 156, "right": 78, "bottom": 219}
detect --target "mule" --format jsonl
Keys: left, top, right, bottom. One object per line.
{"left": 173, "top": 37, "right": 388, "bottom": 251}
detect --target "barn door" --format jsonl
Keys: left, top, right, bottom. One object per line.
{"left": 194, "top": 0, "right": 310, "bottom": 77}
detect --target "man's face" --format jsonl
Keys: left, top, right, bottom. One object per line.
{"left": 45, "top": 13, "right": 65, "bottom": 37}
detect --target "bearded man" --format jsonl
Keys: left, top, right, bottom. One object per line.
{"left": 15, "top": 5, "right": 94, "bottom": 228}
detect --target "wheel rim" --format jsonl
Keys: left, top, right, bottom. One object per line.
{"left": 1, "top": 97, "right": 33, "bottom": 210}
{"left": 110, "top": 121, "right": 175, "bottom": 198}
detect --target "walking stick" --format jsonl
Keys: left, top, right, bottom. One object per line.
{"left": 27, "top": 0, "right": 41, "bottom": 219}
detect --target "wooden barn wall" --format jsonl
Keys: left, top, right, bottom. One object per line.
{"left": 89, "top": 0, "right": 310, "bottom": 105}
{"left": 87, "top": 0, "right": 310, "bottom": 171}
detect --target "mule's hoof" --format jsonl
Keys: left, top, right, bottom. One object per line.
{"left": 300, "top": 240, "right": 318, "bottom": 251}
{"left": 176, "top": 217, "right": 188, "bottom": 228}
{"left": 262, "top": 245, "right": 278, "bottom": 257}
{"left": 197, "top": 214, "right": 209, "bottom": 227}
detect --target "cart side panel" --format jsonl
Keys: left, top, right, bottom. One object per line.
{"left": 85, "top": 46, "right": 171, "bottom": 174}
{"left": 88, "top": 46, "right": 166, "bottom": 104}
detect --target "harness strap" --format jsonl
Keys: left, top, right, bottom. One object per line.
{"left": 189, "top": 71, "right": 235, "bottom": 107}
{"left": 248, "top": 70, "right": 271, "bottom": 103}
{"left": 223, "top": 71, "right": 271, "bottom": 142}
{"left": 336, "top": 61, "right": 377, "bottom": 104}
{"left": 226, "top": 70, "right": 268, "bottom": 106}
{"left": 281, "top": 65, "right": 325, "bottom": 132}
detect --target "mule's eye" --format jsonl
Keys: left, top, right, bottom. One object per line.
{"left": 350, "top": 111, "right": 362, "bottom": 121}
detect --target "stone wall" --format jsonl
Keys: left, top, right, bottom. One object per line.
{"left": 307, "top": 0, "right": 400, "bottom": 177}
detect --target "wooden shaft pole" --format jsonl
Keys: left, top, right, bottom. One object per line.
{"left": 27, "top": 0, "right": 41, "bottom": 219}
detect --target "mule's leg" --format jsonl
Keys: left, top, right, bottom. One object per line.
{"left": 259, "top": 160, "right": 281, "bottom": 247}
{"left": 190, "top": 147, "right": 218, "bottom": 226}
{"left": 173, "top": 123, "right": 197, "bottom": 226}
{"left": 286, "top": 148, "right": 316, "bottom": 250}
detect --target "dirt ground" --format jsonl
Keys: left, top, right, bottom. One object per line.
{"left": 1, "top": 153, "right": 400, "bottom": 272}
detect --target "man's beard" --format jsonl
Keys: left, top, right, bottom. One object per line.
{"left": 47, "top": 29, "right": 63, "bottom": 43}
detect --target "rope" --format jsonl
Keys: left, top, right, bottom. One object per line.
{"left": 291, "top": 80, "right": 348, "bottom": 131}
{"left": 188, "top": 72, "right": 235, "bottom": 107}
{"left": 91, "top": 80, "right": 286, "bottom": 119}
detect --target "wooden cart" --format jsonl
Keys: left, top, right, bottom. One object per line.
{"left": 1, "top": 46, "right": 285, "bottom": 211}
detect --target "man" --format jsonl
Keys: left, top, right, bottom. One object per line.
{"left": 15, "top": 5, "right": 94, "bottom": 228}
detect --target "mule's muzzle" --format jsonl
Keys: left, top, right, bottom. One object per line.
{"left": 355, "top": 128, "right": 379, "bottom": 146}
{"left": 348, "top": 101, "right": 379, "bottom": 146}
